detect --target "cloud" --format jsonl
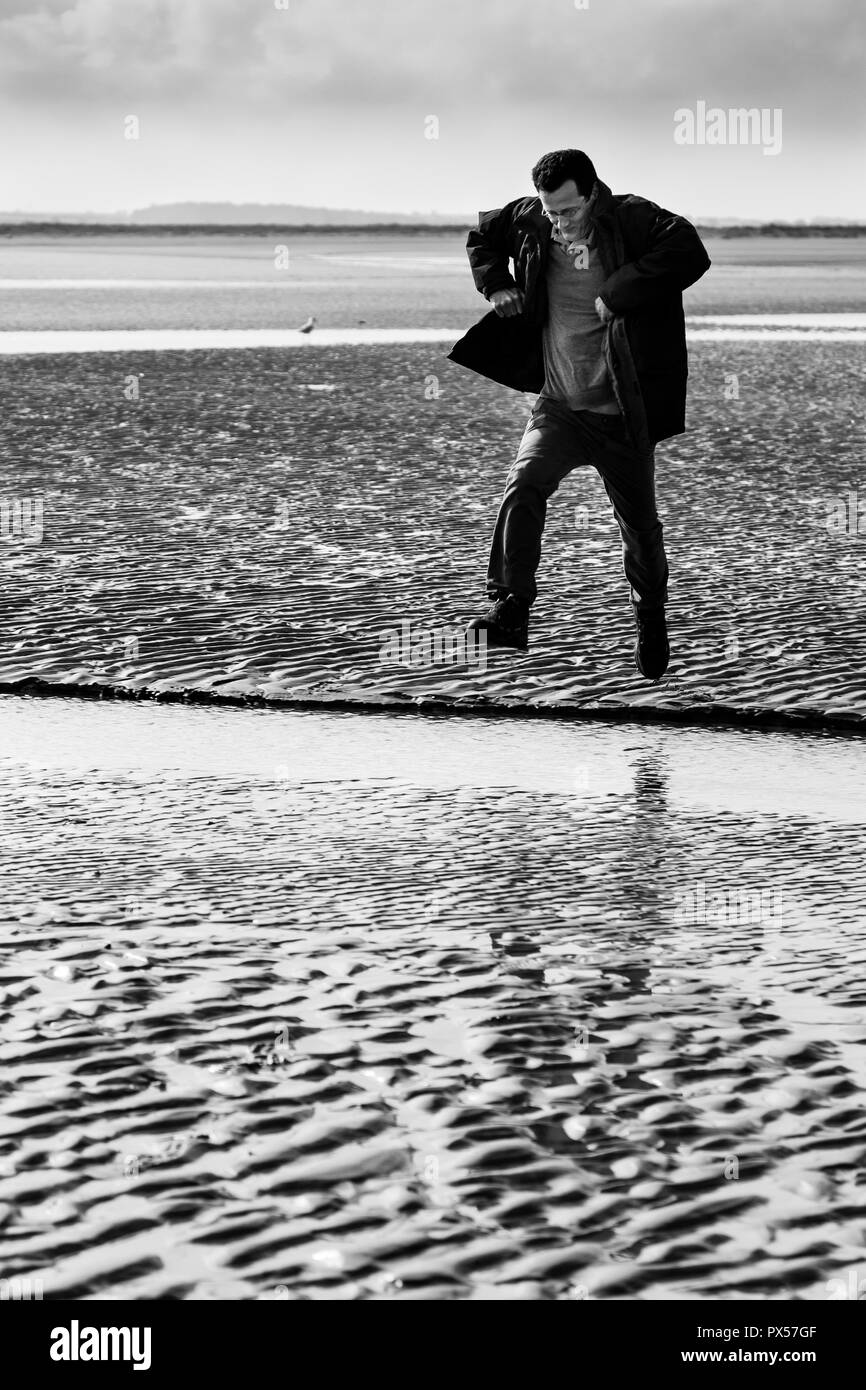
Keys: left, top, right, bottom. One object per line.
{"left": 0, "top": 0, "right": 862, "bottom": 123}
{"left": 0, "top": 0, "right": 253, "bottom": 94}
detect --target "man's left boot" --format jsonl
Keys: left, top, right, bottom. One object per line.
{"left": 467, "top": 592, "right": 530, "bottom": 652}
{"left": 632, "top": 602, "right": 669, "bottom": 680}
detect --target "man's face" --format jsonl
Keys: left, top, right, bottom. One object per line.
{"left": 538, "top": 179, "right": 587, "bottom": 239}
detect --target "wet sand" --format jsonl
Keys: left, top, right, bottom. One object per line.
{"left": 2, "top": 234, "right": 865, "bottom": 1302}
{"left": 2, "top": 232, "right": 866, "bottom": 330}
{"left": 1, "top": 696, "right": 865, "bottom": 1300}
{"left": 1, "top": 340, "right": 865, "bottom": 724}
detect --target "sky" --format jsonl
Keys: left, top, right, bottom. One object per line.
{"left": 0, "top": 0, "right": 863, "bottom": 221}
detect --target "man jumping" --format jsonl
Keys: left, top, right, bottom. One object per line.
{"left": 447, "top": 149, "right": 711, "bottom": 680}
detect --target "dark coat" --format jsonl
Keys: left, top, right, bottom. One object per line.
{"left": 446, "top": 180, "right": 711, "bottom": 448}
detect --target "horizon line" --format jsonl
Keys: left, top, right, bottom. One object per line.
{"left": 1, "top": 204, "right": 865, "bottom": 227}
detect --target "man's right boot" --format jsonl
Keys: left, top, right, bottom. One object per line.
{"left": 467, "top": 593, "right": 530, "bottom": 652}
{"left": 631, "top": 601, "right": 670, "bottom": 680}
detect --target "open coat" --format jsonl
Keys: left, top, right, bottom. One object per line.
{"left": 446, "top": 180, "right": 711, "bottom": 448}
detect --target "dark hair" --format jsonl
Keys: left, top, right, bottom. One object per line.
{"left": 531, "top": 149, "right": 597, "bottom": 198}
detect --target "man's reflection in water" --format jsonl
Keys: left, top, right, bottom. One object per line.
{"left": 485, "top": 734, "right": 690, "bottom": 1080}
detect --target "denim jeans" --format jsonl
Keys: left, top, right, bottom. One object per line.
{"left": 487, "top": 396, "right": 669, "bottom": 608}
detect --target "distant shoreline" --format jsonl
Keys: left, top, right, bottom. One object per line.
{"left": 1, "top": 221, "right": 866, "bottom": 239}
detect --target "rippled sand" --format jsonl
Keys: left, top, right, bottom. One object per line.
{"left": 1, "top": 342, "right": 865, "bottom": 725}
{"left": 0, "top": 697, "right": 864, "bottom": 1300}
{"left": 2, "top": 241, "right": 865, "bottom": 1302}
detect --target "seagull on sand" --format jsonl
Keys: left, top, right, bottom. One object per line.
{"left": 296, "top": 315, "right": 317, "bottom": 334}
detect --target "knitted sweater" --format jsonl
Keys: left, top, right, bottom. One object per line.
{"left": 539, "top": 227, "right": 619, "bottom": 413}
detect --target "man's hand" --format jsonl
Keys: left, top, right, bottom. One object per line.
{"left": 489, "top": 287, "right": 525, "bottom": 318}
{"left": 595, "top": 295, "right": 615, "bottom": 324}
